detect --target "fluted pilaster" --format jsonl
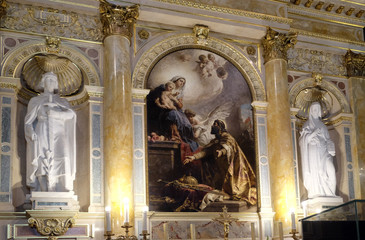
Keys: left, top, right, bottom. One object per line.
{"left": 100, "top": 0, "right": 139, "bottom": 233}
{"left": 262, "top": 28, "right": 298, "bottom": 229}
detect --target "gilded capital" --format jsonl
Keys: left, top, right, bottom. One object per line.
{"left": 0, "top": 0, "right": 7, "bottom": 18}
{"left": 345, "top": 50, "right": 365, "bottom": 77}
{"left": 261, "top": 27, "right": 297, "bottom": 63}
{"left": 99, "top": 0, "right": 139, "bottom": 39}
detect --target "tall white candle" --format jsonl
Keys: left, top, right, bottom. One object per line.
{"left": 105, "top": 206, "right": 112, "bottom": 232}
{"left": 124, "top": 198, "right": 129, "bottom": 224}
{"left": 250, "top": 222, "right": 256, "bottom": 240}
{"left": 142, "top": 206, "right": 148, "bottom": 231}
{"left": 190, "top": 223, "right": 196, "bottom": 240}
{"left": 163, "top": 223, "right": 168, "bottom": 240}
{"left": 291, "top": 212, "right": 296, "bottom": 230}
{"left": 278, "top": 222, "right": 283, "bottom": 240}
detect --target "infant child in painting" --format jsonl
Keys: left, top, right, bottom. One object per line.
{"left": 155, "top": 81, "right": 178, "bottom": 110}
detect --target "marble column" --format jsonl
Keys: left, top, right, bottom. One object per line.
{"left": 100, "top": 0, "right": 139, "bottom": 233}
{"left": 261, "top": 28, "right": 298, "bottom": 228}
{"left": 345, "top": 50, "right": 365, "bottom": 199}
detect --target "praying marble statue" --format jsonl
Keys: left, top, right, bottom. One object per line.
{"left": 25, "top": 72, "right": 77, "bottom": 192}
{"left": 299, "top": 102, "right": 336, "bottom": 199}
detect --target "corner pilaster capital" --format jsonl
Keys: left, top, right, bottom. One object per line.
{"left": 0, "top": 0, "right": 7, "bottom": 18}
{"left": 99, "top": 0, "right": 139, "bottom": 40}
{"left": 261, "top": 27, "right": 297, "bottom": 64}
{"left": 345, "top": 50, "right": 365, "bottom": 78}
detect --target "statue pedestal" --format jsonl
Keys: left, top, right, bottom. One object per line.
{"left": 27, "top": 191, "right": 80, "bottom": 211}
{"left": 302, "top": 196, "right": 343, "bottom": 216}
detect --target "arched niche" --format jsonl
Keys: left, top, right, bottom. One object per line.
{"left": 289, "top": 76, "right": 351, "bottom": 120}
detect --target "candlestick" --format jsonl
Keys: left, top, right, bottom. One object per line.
{"left": 123, "top": 198, "right": 129, "bottom": 224}
{"left": 278, "top": 222, "right": 283, "bottom": 240}
{"left": 291, "top": 212, "right": 296, "bottom": 230}
{"left": 190, "top": 223, "right": 196, "bottom": 240}
{"left": 163, "top": 223, "right": 168, "bottom": 240}
{"left": 142, "top": 206, "right": 148, "bottom": 231}
{"left": 105, "top": 206, "right": 112, "bottom": 232}
{"left": 250, "top": 222, "right": 255, "bottom": 240}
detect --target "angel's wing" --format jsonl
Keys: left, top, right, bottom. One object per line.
{"left": 200, "top": 101, "right": 234, "bottom": 127}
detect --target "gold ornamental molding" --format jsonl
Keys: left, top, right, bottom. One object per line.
{"left": 99, "top": 0, "right": 139, "bottom": 39}
{"left": 132, "top": 33, "right": 266, "bottom": 101}
{"left": 27, "top": 210, "right": 78, "bottom": 240}
{"left": 261, "top": 27, "right": 298, "bottom": 63}
{"left": 156, "top": 0, "right": 292, "bottom": 25}
{"left": 193, "top": 24, "right": 209, "bottom": 45}
{"left": 345, "top": 50, "right": 365, "bottom": 77}
{"left": 291, "top": 28, "right": 365, "bottom": 48}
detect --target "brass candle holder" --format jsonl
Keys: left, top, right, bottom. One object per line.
{"left": 290, "top": 229, "right": 299, "bottom": 240}
{"left": 212, "top": 206, "right": 238, "bottom": 240}
{"left": 104, "top": 222, "right": 139, "bottom": 240}
{"left": 139, "top": 230, "right": 150, "bottom": 240}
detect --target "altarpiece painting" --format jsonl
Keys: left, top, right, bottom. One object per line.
{"left": 146, "top": 49, "right": 256, "bottom": 212}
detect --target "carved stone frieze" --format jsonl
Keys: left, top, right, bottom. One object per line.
{"left": 0, "top": 2, "right": 103, "bottom": 42}
{"left": 288, "top": 47, "right": 346, "bottom": 76}
{"left": 99, "top": 0, "right": 139, "bottom": 39}
{"left": 261, "top": 27, "right": 297, "bottom": 63}
{"left": 345, "top": 50, "right": 365, "bottom": 77}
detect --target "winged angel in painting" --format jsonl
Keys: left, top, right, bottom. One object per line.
{"left": 147, "top": 49, "right": 256, "bottom": 212}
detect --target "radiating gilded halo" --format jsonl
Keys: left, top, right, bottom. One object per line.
{"left": 22, "top": 54, "right": 82, "bottom": 96}
{"left": 295, "top": 87, "right": 333, "bottom": 120}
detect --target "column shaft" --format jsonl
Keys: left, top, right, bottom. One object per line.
{"left": 265, "top": 59, "right": 296, "bottom": 224}
{"left": 103, "top": 35, "right": 133, "bottom": 232}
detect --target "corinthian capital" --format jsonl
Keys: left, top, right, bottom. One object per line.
{"left": 262, "top": 27, "right": 297, "bottom": 63}
{"left": 0, "top": 0, "right": 7, "bottom": 18}
{"left": 345, "top": 50, "right": 365, "bottom": 77}
{"left": 99, "top": 0, "right": 139, "bottom": 39}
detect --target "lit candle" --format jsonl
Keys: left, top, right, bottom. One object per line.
{"left": 291, "top": 211, "right": 296, "bottom": 230}
{"left": 190, "top": 223, "right": 196, "bottom": 240}
{"left": 142, "top": 206, "right": 148, "bottom": 231}
{"left": 250, "top": 222, "right": 255, "bottom": 240}
{"left": 278, "top": 222, "right": 283, "bottom": 240}
{"left": 163, "top": 223, "right": 168, "bottom": 240}
{"left": 105, "top": 206, "right": 112, "bottom": 232}
{"left": 124, "top": 198, "right": 129, "bottom": 224}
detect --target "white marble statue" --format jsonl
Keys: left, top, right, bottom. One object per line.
{"left": 299, "top": 102, "right": 336, "bottom": 199}
{"left": 25, "top": 72, "right": 77, "bottom": 192}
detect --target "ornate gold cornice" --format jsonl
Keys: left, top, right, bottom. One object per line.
{"left": 262, "top": 27, "right": 297, "bottom": 63}
{"left": 345, "top": 50, "right": 365, "bottom": 77}
{"left": 155, "top": 0, "right": 292, "bottom": 25}
{"left": 0, "top": 0, "right": 7, "bottom": 18}
{"left": 291, "top": 28, "right": 365, "bottom": 47}
{"left": 99, "top": 0, "right": 139, "bottom": 39}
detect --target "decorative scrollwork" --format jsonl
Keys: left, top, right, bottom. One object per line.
{"left": 262, "top": 27, "right": 297, "bottom": 63}
{"left": 344, "top": 50, "right": 365, "bottom": 77}
{"left": 46, "top": 36, "right": 61, "bottom": 53}
{"left": 28, "top": 216, "right": 75, "bottom": 239}
{"left": 99, "top": 0, "right": 139, "bottom": 39}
